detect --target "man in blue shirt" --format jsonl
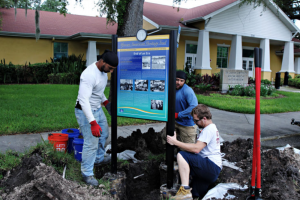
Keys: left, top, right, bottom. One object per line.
{"left": 175, "top": 70, "right": 198, "bottom": 144}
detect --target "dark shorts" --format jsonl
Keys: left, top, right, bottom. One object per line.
{"left": 179, "top": 151, "right": 221, "bottom": 198}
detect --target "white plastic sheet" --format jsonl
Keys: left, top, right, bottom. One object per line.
{"left": 104, "top": 144, "right": 140, "bottom": 163}
{"left": 276, "top": 144, "right": 300, "bottom": 155}
{"left": 202, "top": 183, "right": 248, "bottom": 200}
{"left": 221, "top": 153, "right": 243, "bottom": 172}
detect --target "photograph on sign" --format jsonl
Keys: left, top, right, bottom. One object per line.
{"left": 120, "top": 79, "right": 133, "bottom": 91}
{"left": 142, "top": 56, "right": 151, "bottom": 69}
{"left": 117, "top": 35, "right": 169, "bottom": 121}
{"left": 150, "top": 80, "right": 165, "bottom": 92}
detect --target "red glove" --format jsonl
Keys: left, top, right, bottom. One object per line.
{"left": 103, "top": 100, "right": 109, "bottom": 107}
{"left": 175, "top": 113, "right": 178, "bottom": 119}
{"left": 90, "top": 120, "right": 102, "bottom": 137}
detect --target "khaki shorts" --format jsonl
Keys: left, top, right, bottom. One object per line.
{"left": 161, "top": 122, "right": 198, "bottom": 146}
{"left": 175, "top": 122, "right": 197, "bottom": 144}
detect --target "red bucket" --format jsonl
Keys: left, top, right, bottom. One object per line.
{"left": 48, "top": 133, "right": 69, "bottom": 152}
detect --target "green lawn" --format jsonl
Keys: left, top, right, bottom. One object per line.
{"left": 196, "top": 91, "right": 300, "bottom": 114}
{"left": 0, "top": 84, "right": 152, "bottom": 135}
{"left": 1, "top": 85, "right": 299, "bottom": 135}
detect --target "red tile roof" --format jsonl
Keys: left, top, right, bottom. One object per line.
{"left": 143, "top": 0, "right": 237, "bottom": 26}
{"left": 143, "top": 2, "right": 188, "bottom": 27}
{"left": 0, "top": 8, "right": 117, "bottom": 36}
{"left": 181, "top": 0, "right": 237, "bottom": 22}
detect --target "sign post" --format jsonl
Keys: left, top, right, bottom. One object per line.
{"left": 111, "top": 35, "right": 118, "bottom": 174}
{"left": 111, "top": 31, "right": 177, "bottom": 189}
{"left": 166, "top": 30, "right": 177, "bottom": 189}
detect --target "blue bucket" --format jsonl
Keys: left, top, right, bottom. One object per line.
{"left": 73, "top": 137, "right": 84, "bottom": 162}
{"left": 62, "top": 129, "right": 80, "bottom": 154}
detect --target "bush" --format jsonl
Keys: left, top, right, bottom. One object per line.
{"left": 229, "top": 85, "right": 244, "bottom": 96}
{"left": 248, "top": 77, "right": 255, "bottom": 84}
{"left": 0, "top": 54, "right": 86, "bottom": 84}
{"left": 261, "top": 79, "right": 271, "bottom": 85}
{"left": 194, "top": 83, "right": 211, "bottom": 93}
{"left": 266, "top": 84, "right": 276, "bottom": 95}
{"left": 295, "top": 74, "right": 300, "bottom": 79}
{"left": 260, "top": 84, "right": 269, "bottom": 97}
{"left": 228, "top": 84, "right": 276, "bottom": 97}
{"left": 243, "top": 84, "right": 256, "bottom": 97}
{"left": 183, "top": 62, "right": 199, "bottom": 87}
{"left": 195, "top": 73, "right": 220, "bottom": 90}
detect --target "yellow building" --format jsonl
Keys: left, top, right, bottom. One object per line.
{"left": 1, "top": 0, "right": 299, "bottom": 81}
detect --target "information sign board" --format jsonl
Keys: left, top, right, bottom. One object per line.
{"left": 117, "top": 35, "right": 170, "bottom": 121}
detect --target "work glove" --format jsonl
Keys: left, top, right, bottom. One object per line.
{"left": 103, "top": 100, "right": 111, "bottom": 115}
{"left": 90, "top": 120, "right": 102, "bottom": 137}
{"left": 175, "top": 113, "right": 178, "bottom": 119}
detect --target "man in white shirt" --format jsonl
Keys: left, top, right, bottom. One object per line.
{"left": 167, "top": 104, "right": 222, "bottom": 200}
{"left": 75, "top": 50, "right": 118, "bottom": 186}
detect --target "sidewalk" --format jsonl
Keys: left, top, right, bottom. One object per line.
{"left": 1, "top": 86, "right": 300, "bottom": 153}
{"left": 1, "top": 107, "right": 300, "bottom": 153}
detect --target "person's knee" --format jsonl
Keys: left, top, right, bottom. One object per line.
{"left": 177, "top": 152, "right": 184, "bottom": 162}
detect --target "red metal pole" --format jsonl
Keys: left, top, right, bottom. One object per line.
{"left": 250, "top": 120, "right": 257, "bottom": 190}
{"left": 255, "top": 67, "right": 261, "bottom": 188}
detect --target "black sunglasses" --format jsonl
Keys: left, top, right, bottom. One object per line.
{"left": 193, "top": 118, "right": 202, "bottom": 123}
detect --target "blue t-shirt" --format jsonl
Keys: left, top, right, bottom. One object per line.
{"left": 175, "top": 84, "right": 198, "bottom": 126}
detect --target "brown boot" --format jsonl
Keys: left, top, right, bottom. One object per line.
{"left": 170, "top": 186, "right": 193, "bottom": 200}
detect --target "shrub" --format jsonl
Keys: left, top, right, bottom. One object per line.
{"left": 194, "top": 83, "right": 211, "bottom": 93}
{"left": 243, "top": 84, "right": 256, "bottom": 97}
{"left": 266, "top": 84, "right": 276, "bottom": 95}
{"left": 248, "top": 77, "right": 255, "bottom": 84}
{"left": 229, "top": 85, "right": 244, "bottom": 96}
{"left": 260, "top": 84, "right": 269, "bottom": 97}
{"left": 261, "top": 79, "right": 271, "bottom": 85}
{"left": 183, "top": 62, "right": 200, "bottom": 87}
{"left": 295, "top": 74, "right": 300, "bottom": 79}
{"left": 0, "top": 54, "right": 86, "bottom": 84}
{"left": 195, "top": 73, "right": 220, "bottom": 90}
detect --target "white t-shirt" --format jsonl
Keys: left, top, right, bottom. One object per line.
{"left": 197, "top": 123, "right": 222, "bottom": 169}
{"left": 76, "top": 62, "right": 108, "bottom": 122}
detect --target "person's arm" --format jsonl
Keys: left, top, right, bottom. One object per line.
{"left": 167, "top": 132, "right": 206, "bottom": 153}
{"left": 177, "top": 88, "right": 198, "bottom": 119}
{"left": 77, "top": 73, "right": 95, "bottom": 123}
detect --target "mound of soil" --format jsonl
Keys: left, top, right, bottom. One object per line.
{"left": 0, "top": 155, "right": 112, "bottom": 200}
{"left": 1, "top": 127, "right": 300, "bottom": 200}
{"left": 218, "top": 141, "right": 300, "bottom": 199}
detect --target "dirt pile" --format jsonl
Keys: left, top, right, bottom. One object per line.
{"left": 218, "top": 139, "right": 300, "bottom": 199}
{"left": 1, "top": 128, "right": 300, "bottom": 200}
{"left": 0, "top": 154, "right": 112, "bottom": 200}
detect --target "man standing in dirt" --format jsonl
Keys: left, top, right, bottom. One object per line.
{"left": 75, "top": 50, "right": 118, "bottom": 186}
{"left": 175, "top": 71, "right": 198, "bottom": 144}
{"left": 167, "top": 104, "right": 222, "bottom": 200}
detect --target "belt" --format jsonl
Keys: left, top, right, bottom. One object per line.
{"left": 75, "top": 101, "right": 82, "bottom": 110}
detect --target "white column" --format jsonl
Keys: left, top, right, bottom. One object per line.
{"left": 260, "top": 39, "right": 271, "bottom": 72}
{"left": 86, "top": 41, "right": 97, "bottom": 66}
{"left": 295, "top": 57, "right": 300, "bottom": 74}
{"left": 228, "top": 35, "right": 243, "bottom": 70}
{"left": 195, "top": 30, "right": 211, "bottom": 70}
{"left": 280, "top": 41, "right": 295, "bottom": 73}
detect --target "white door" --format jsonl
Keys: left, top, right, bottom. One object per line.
{"left": 185, "top": 53, "right": 196, "bottom": 72}
{"left": 242, "top": 58, "right": 254, "bottom": 78}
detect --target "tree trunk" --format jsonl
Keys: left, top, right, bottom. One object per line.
{"left": 108, "top": 0, "right": 144, "bottom": 101}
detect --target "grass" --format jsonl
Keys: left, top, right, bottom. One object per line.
{"left": 196, "top": 91, "right": 300, "bottom": 114}
{"left": 0, "top": 84, "right": 153, "bottom": 135}
{"left": 0, "top": 150, "right": 23, "bottom": 180}
{"left": 0, "top": 141, "right": 111, "bottom": 191}
{"left": 1, "top": 84, "right": 300, "bottom": 135}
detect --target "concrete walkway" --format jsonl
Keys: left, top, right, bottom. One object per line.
{"left": 1, "top": 108, "right": 300, "bottom": 153}
{"left": 1, "top": 86, "right": 300, "bottom": 153}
